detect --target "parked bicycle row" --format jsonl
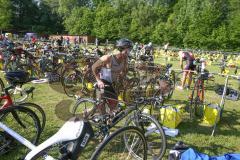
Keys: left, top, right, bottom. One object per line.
{"left": 0, "top": 38, "right": 239, "bottom": 159}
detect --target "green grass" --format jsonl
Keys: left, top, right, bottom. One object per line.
{"left": 1, "top": 55, "right": 240, "bottom": 159}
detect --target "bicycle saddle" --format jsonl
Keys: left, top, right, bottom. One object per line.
{"left": 25, "top": 117, "right": 94, "bottom": 160}
{"left": 5, "top": 70, "right": 30, "bottom": 85}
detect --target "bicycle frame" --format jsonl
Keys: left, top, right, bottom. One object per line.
{"left": 0, "top": 88, "right": 14, "bottom": 109}
{"left": 211, "top": 74, "right": 239, "bottom": 136}
{"left": 0, "top": 117, "right": 90, "bottom": 160}
{"left": 189, "top": 73, "right": 206, "bottom": 119}
{"left": 84, "top": 96, "right": 149, "bottom": 138}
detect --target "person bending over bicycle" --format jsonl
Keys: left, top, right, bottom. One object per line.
{"left": 92, "top": 38, "right": 133, "bottom": 115}
{"left": 178, "top": 50, "right": 196, "bottom": 90}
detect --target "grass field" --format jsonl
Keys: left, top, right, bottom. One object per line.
{"left": 1, "top": 55, "right": 240, "bottom": 160}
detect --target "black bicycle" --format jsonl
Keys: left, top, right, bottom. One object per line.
{"left": 72, "top": 90, "right": 166, "bottom": 160}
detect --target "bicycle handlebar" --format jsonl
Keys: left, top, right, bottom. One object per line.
{"left": 134, "top": 96, "right": 163, "bottom": 104}
{"left": 209, "top": 72, "right": 240, "bottom": 79}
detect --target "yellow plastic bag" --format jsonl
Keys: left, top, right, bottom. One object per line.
{"left": 146, "top": 85, "right": 154, "bottom": 97}
{"left": 118, "top": 91, "right": 124, "bottom": 101}
{"left": 87, "top": 82, "right": 94, "bottom": 91}
{"left": 159, "top": 105, "right": 182, "bottom": 128}
{"left": 0, "top": 62, "right": 3, "bottom": 70}
{"left": 202, "top": 104, "right": 221, "bottom": 126}
{"left": 58, "top": 59, "right": 64, "bottom": 63}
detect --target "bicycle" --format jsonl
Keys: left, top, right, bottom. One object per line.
{"left": 61, "top": 54, "right": 98, "bottom": 97}
{"left": 0, "top": 106, "right": 41, "bottom": 155}
{"left": 5, "top": 70, "right": 37, "bottom": 103}
{"left": 2, "top": 71, "right": 46, "bottom": 131}
{"left": 0, "top": 108, "right": 147, "bottom": 160}
{"left": 123, "top": 63, "right": 175, "bottom": 104}
{"left": 72, "top": 88, "right": 166, "bottom": 160}
{"left": 188, "top": 59, "right": 212, "bottom": 119}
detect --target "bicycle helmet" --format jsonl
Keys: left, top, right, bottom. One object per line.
{"left": 148, "top": 42, "right": 152, "bottom": 47}
{"left": 116, "top": 38, "right": 133, "bottom": 51}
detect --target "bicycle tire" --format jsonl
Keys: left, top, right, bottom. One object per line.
{"left": 90, "top": 126, "right": 147, "bottom": 160}
{"left": 19, "top": 102, "right": 46, "bottom": 132}
{"left": 153, "top": 76, "right": 175, "bottom": 101}
{"left": 174, "top": 71, "right": 183, "bottom": 87}
{"left": 0, "top": 106, "right": 41, "bottom": 154}
{"left": 9, "top": 87, "right": 28, "bottom": 103}
{"left": 193, "top": 80, "right": 204, "bottom": 117}
{"left": 125, "top": 113, "right": 166, "bottom": 160}
{"left": 61, "top": 68, "right": 85, "bottom": 97}
{"left": 72, "top": 98, "right": 97, "bottom": 119}
{"left": 0, "top": 78, "right": 5, "bottom": 104}
{"left": 0, "top": 78, "right": 5, "bottom": 93}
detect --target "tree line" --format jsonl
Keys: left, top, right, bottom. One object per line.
{"left": 0, "top": 0, "right": 239, "bottom": 51}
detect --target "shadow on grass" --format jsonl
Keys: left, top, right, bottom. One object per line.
{"left": 176, "top": 108, "right": 240, "bottom": 137}
{"left": 165, "top": 99, "right": 189, "bottom": 106}
{"left": 163, "top": 98, "right": 240, "bottom": 156}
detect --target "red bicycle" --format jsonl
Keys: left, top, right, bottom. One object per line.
{"left": 2, "top": 71, "right": 46, "bottom": 131}
{"left": 188, "top": 60, "right": 211, "bottom": 119}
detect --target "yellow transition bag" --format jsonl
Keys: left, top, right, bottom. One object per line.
{"left": 0, "top": 62, "right": 3, "bottom": 70}
{"left": 159, "top": 105, "right": 183, "bottom": 129}
{"left": 202, "top": 104, "right": 221, "bottom": 126}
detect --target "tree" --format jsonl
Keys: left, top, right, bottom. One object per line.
{"left": 58, "top": 0, "right": 91, "bottom": 16}
{"left": 11, "top": 0, "right": 40, "bottom": 31}
{"left": 64, "top": 7, "right": 94, "bottom": 35}
{"left": 0, "top": 0, "right": 12, "bottom": 33}
{"left": 33, "top": 1, "right": 64, "bottom": 34}
{"left": 93, "top": 3, "right": 119, "bottom": 39}
{"left": 227, "top": 0, "right": 240, "bottom": 50}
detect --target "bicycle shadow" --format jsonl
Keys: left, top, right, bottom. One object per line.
{"left": 164, "top": 99, "right": 189, "bottom": 106}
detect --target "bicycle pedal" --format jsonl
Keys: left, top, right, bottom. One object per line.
{"left": 26, "top": 87, "right": 35, "bottom": 94}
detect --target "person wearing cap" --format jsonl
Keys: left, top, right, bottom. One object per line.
{"left": 92, "top": 38, "right": 133, "bottom": 115}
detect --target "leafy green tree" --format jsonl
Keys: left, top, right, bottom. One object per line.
{"left": 0, "top": 0, "right": 12, "bottom": 33}
{"left": 64, "top": 7, "right": 94, "bottom": 35}
{"left": 93, "top": 3, "right": 119, "bottom": 40}
{"left": 11, "top": 0, "right": 40, "bottom": 31}
{"left": 33, "top": 1, "right": 64, "bottom": 34}
{"left": 227, "top": 0, "right": 240, "bottom": 50}
{"left": 58, "top": 0, "right": 91, "bottom": 16}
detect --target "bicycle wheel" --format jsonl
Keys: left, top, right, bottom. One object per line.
{"left": 153, "top": 77, "right": 175, "bottom": 100}
{"left": 9, "top": 86, "right": 28, "bottom": 103}
{"left": 72, "top": 98, "right": 97, "bottom": 119}
{"left": 0, "top": 106, "right": 41, "bottom": 155}
{"left": 0, "top": 78, "right": 5, "bottom": 93}
{"left": 193, "top": 81, "right": 204, "bottom": 117}
{"left": 123, "top": 78, "right": 140, "bottom": 103}
{"left": 61, "top": 68, "right": 85, "bottom": 97}
{"left": 175, "top": 71, "right": 183, "bottom": 87}
{"left": 0, "top": 78, "right": 5, "bottom": 104}
{"left": 91, "top": 126, "right": 147, "bottom": 160}
{"left": 125, "top": 113, "right": 166, "bottom": 160}
{"left": 19, "top": 102, "right": 46, "bottom": 132}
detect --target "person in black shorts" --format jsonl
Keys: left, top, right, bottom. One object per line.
{"left": 178, "top": 51, "right": 195, "bottom": 90}
{"left": 92, "top": 38, "right": 133, "bottom": 115}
